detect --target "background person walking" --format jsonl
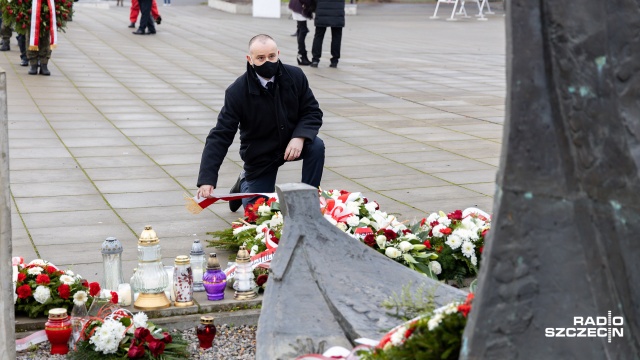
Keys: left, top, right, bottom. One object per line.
{"left": 288, "top": 0, "right": 315, "bottom": 66}
{"left": 310, "top": 0, "right": 344, "bottom": 68}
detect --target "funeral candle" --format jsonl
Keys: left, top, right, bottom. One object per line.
{"left": 118, "top": 283, "right": 132, "bottom": 306}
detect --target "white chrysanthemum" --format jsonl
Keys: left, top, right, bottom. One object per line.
{"left": 434, "top": 302, "right": 460, "bottom": 315}
{"left": 429, "top": 261, "right": 442, "bottom": 275}
{"left": 336, "top": 222, "right": 348, "bottom": 232}
{"left": 346, "top": 215, "right": 360, "bottom": 227}
{"left": 89, "top": 319, "right": 126, "bottom": 354}
{"left": 385, "top": 247, "right": 402, "bottom": 259}
{"left": 461, "top": 241, "right": 475, "bottom": 258}
{"left": 65, "top": 270, "right": 75, "bottom": 277}
{"left": 59, "top": 275, "right": 76, "bottom": 285}
{"left": 376, "top": 235, "right": 387, "bottom": 249}
{"left": 445, "top": 234, "right": 463, "bottom": 250}
{"left": 428, "top": 313, "right": 443, "bottom": 331}
{"left": 452, "top": 228, "right": 477, "bottom": 242}
{"left": 73, "top": 291, "right": 88, "bottom": 306}
{"left": 426, "top": 213, "right": 439, "bottom": 225}
{"left": 233, "top": 225, "right": 255, "bottom": 236}
{"left": 34, "top": 286, "right": 51, "bottom": 304}
{"left": 324, "top": 214, "right": 338, "bottom": 226}
{"left": 390, "top": 326, "right": 407, "bottom": 346}
{"left": 431, "top": 224, "right": 447, "bottom": 238}
{"left": 257, "top": 205, "right": 271, "bottom": 216}
{"left": 133, "top": 312, "right": 148, "bottom": 329}
{"left": 270, "top": 213, "right": 283, "bottom": 227}
{"left": 471, "top": 255, "right": 478, "bottom": 266}
{"left": 398, "top": 241, "right": 413, "bottom": 253}
{"left": 27, "top": 267, "right": 43, "bottom": 276}
{"left": 437, "top": 216, "right": 451, "bottom": 227}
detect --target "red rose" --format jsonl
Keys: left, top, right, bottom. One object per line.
{"left": 57, "top": 284, "right": 71, "bottom": 299}
{"left": 162, "top": 332, "right": 172, "bottom": 343}
{"left": 134, "top": 327, "right": 150, "bottom": 341}
{"left": 17, "top": 272, "right": 26, "bottom": 283}
{"left": 447, "top": 210, "right": 463, "bottom": 221}
{"left": 17, "top": 284, "right": 32, "bottom": 299}
{"left": 383, "top": 229, "right": 397, "bottom": 240}
{"left": 256, "top": 274, "right": 268, "bottom": 287}
{"left": 402, "top": 229, "right": 412, "bottom": 235}
{"left": 148, "top": 339, "right": 166, "bottom": 357}
{"left": 88, "top": 282, "right": 100, "bottom": 297}
{"left": 110, "top": 291, "right": 119, "bottom": 304}
{"left": 127, "top": 344, "right": 145, "bottom": 359}
{"left": 36, "top": 274, "right": 50, "bottom": 285}
{"left": 439, "top": 227, "right": 452, "bottom": 235}
{"left": 363, "top": 234, "right": 376, "bottom": 248}
{"left": 423, "top": 240, "right": 431, "bottom": 249}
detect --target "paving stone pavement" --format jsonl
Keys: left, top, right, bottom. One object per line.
{"left": 3, "top": 2, "right": 505, "bottom": 281}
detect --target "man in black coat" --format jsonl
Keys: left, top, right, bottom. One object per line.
{"left": 197, "top": 34, "right": 325, "bottom": 211}
{"left": 310, "top": 0, "right": 345, "bottom": 68}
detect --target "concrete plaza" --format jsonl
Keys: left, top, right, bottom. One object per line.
{"left": 3, "top": 2, "right": 505, "bottom": 280}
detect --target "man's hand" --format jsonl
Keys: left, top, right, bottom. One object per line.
{"left": 284, "top": 137, "right": 304, "bottom": 161}
{"left": 197, "top": 185, "right": 215, "bottom": 198}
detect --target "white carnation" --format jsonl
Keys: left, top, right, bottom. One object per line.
{"left": 461, "top": 241, "right": 475, "bottom": 258}
{"left": 34, "top": 286, "right": 51, "bottom": 304}
{"left": 133, "top": 312, "right": 148, "bottom": 329}
{"left": 445, "top": 234, "right": 463, "bottom": 250}
{"left": 257, "top": 205, "right": 271, "bottom": 216}
{"left": 346, "top": 215, "right": 360, "bottom": 227}
{"left": 398, "top": 241, "right": 413, "bottom": 253}
{"left": 60, "top": 275, "right": 76, "bottom": 285}
{"left": 429, "top": 261, "right": 442, "bottom": 275}
{"left": 426, "top": 213, "right": 439, "bottom": 225}
{"left": 437, "top": 216, "right": 451, "bottom": 227}
{"left": 27, "top": 267, "right": 43, "bottom": 275}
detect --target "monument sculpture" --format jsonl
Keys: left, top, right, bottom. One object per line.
{"left": 461, "top": 0, "right": 640, "bottom": 358}
{"left": 256, "top": 183, "right": 466, "bottom": 359}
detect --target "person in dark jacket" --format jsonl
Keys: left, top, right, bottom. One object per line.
{"left": 310, "top": 0, "right": 345, "bottom": 68}
{"left": 197, "top": 34, "right": 325, "bottom": 211}
{"left": 288, "top": 0, "right": 316, "bottom": 66}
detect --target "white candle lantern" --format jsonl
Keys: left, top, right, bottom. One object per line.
{"left": 190, "top": 240, "right": 205, "bottom": 292}
{"left": 101, "top": 237, "right": 124, "bottom": 292}
{"left": 233, "top": 245, "right": 257, "bottom": 300}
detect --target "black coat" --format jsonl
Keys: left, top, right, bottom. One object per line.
{"left": 314, "top": 0, "right": 345, "bottom": 28}
{"left": 197, "top": 61, "right": 323, "bottom": 187}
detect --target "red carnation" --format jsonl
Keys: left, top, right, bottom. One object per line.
{"left": 363, "top": 234, "right": 376, "bottom": 248}
{"left": 439, "top": 227, "right": 452, "bottom": 235}
{"left": 447, "top": 210, "right": 463, "bottom": 221}
{"left": 430, "top": 221, "right": 439, "bottom": 227}
{"left": 88, "top": 282, "right": 100, "bottom": 297}
{"left": 162, "top": 332, "right": 172, "bottom": 343}
{"left": 57, "top": 284, "right": 71, "bottom": 299}
{"left": 127, "top": 344, "right": 145, "bottom": 359}
{"left": 148, "top": 339, "right": 166, "bottom": 357}
{"left": 81, "top": 279, "right": 89, "bottom": 288}
{"left": 110, "top": 291, "right": 119, "bottom": 304}
{"left": 17, "top": 272, "right": 27, "bottom": 283}
{"left": 36, "top": 274, "right": 50, "bottom": 285}
{"left": 256, "top": 274, "right": 268, "bottom": 287}
{"left": 423, "top": 240, "right": 431, "bottom": 249}
{"left": 17, "top": 284, "right": 32, "bottom": 299}
{"left": 458, "top": 303, "right": 472, "bottom": 317}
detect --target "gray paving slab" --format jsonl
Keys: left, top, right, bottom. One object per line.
{"left": 3, "top": 2, "right": 505, "bottom": 305}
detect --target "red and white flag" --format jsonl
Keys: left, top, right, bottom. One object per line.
{"left": 185, "top": 193, "right": 277, "bottom": 214}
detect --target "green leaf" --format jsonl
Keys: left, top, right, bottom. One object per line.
{"left": 469, "top": 278, "right": 478, "bottom": 293}
{"left": 403, "top": 254, "right": 418, "bottom": 264}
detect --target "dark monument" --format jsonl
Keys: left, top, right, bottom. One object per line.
{"left": 461, "top": 0, "right": 640, "bottom": 358}
{"left": 256, "top": 184, "right": 466, "bottom": 359}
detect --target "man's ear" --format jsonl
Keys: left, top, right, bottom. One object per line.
{"left": 246, "top": 54, "right": 252, "bottom": 64}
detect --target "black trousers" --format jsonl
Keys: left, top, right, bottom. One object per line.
{"left": 139, "top": 0, "right": 155, "bottom": 33}
{"left": 311, "top": 26, "right": 342, "bottom": 64}
{"left": 296, "top": 21, "right": 309, "bottom": 55}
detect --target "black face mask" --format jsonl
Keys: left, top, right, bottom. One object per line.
{"left": 253, "top": 60, "right": 279, "bottom": 79}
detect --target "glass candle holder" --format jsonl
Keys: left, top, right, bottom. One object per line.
{"left": 197, "top": 316, "right": 216, "bottom": 349}
{"left": 45, "top": 308, "right": 72, "bottom": 355}
{"left": 203, "top": 253, "right": 227, "bottom": 300}
{"left": 173, "top": 255, "right": 194, "bottom": 307}
{"left": 233, "top": 246, "right": 257, "bottom": 300}
{"left": 132, "top": 226, "right": 170, "bottom": 310}
{"left": 190, "top": 240, "right": 205, "bottom": 292}
{"left": 101, "top": 237, "right": 124, "bottom": 292}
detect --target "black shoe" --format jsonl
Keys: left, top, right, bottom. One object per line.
{"left": 229, "top": 173, "right": 244, "bottom": 212}
{"left": 156, "top": 16, "right": 161, "bottom": 25}
{"left": 310, "top": 61, "right": 319, "bottom": 68}
{"left": 329, "top": 62, "right": 338, "bottom": 68}
{"left": 148, "top": 30, "right": 156, "bottom": 34}
{"left": 0, "top": 42, "right": 9, "bottom": 51}
{"left": 28, "top": 64, "right": 38, "bottom": 75}
{"left": 20, "top": 58, "right": 28, "bottom": 67}
{"left": 297, "top": 54, "right": 311, "bottom": 66}
{"left": 39, "top": 64, "right": 50, "bottom": 76}
{"left": 132, "top": 29, "right": 146, "bottom": 35}
{"left": 128, "top": 22, "right": 135, "bottom": 28}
